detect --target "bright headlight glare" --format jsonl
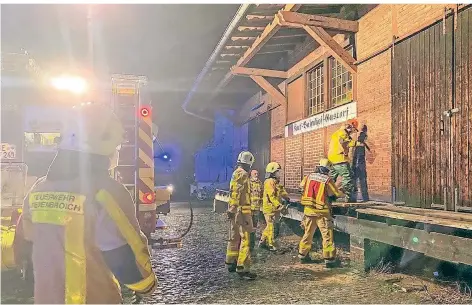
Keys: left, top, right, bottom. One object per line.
{"left": 50, "top": 75, "right": 88, "bottom": 94}
{"left": 166, "top": 184, "right": 174, "bottom": 193}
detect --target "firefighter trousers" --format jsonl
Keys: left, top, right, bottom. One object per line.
{"left": 260, "top": 212, "right": 279, "bottom": 248}
{"left": 226, "top": 212, "right": 253, "bottom": 272}
{"left": 330, "top": 162, "right": 355, "bottom": 201}
{"left": 352, "top": 165, "right": 369, "bottom": 201}
{"left": 298, "top": 215, "right": 336, "bottom": 260}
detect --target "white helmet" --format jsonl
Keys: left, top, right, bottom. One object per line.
{"left": 59, "top": 102, "right": 124, "bottom": 156}
{"left": 237, "top": 151, "right": 255, "bottom": 167}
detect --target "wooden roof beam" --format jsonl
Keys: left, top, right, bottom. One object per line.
{"left": 278, "top": 11, "right": 359, "bottom": 32}
{"left": 231, "top": 36, "right": 256, "bottom": 42}
{"left": 224, "top": 45, "right": 249, "bottom": 50}
{"left": 246, "top": 14, "right": 275, "bottom": 21}
{"left": 232, "top": 66, "right": 288, "bottom": 79}
{"left": 250, "top": 75, "right": 286, "bottom": 105}
{"left": 237, "top": 26, "right": 266, "bottom": 32}
{"left": 303, "top": 25, "right": 357, "bottom": 73}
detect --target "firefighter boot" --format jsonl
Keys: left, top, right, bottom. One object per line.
{"left": 298, "top": 253, "right": 321, "bottom": 264}
{"left": 226, "top": 262, "right": 237, "bottom": 273}
{"left": 237, "top": 270, "right": 257, "bottom": 281}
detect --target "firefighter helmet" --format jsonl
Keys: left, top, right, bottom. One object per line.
{"left": 237, "top": 151, "right": 255, "bottom": 167}
{"left": 59, "top": 102, "right": 124, "bottom": 156}
{"left": 266, "top": 162, "right": 282, "bottom": 174}
{"left": 319, "top": 158, "right": 331, "bottom": 167}
{"left": 346, "top": 119, "right": 359, "bottom": 131}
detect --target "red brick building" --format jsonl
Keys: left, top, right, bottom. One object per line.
{"left": 185, "top": 4, "right": 471, "bottom": 211}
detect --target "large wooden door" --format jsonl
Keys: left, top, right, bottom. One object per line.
{"left": 392, "top": 7, "right": 472, "bottom": 211}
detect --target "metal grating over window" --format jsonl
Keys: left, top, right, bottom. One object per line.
{"left": 307, "top": 63, "right": 324, "bottom": 116}
{"left": 330, "top": 48, "right": 353, "bottom": 106}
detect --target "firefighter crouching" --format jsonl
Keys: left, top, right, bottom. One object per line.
{"left": 298, "top": 158, "right": 343, "bottom": 268}
{"left": 225, "top": 151, "right": 257, "bottom": 280}
{"left": 259, "top": 162, "right": 288, "bottom": 252}
{"left": 327, "top": 119, "right": 358, "bottom": 203}
{"left": 249, "top": 169, "right": 263, "bottom": 250}
{"left": 20, "top": 103, "right": 157, "bottom": 304}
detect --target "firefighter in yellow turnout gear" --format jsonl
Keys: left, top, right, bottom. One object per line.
{"left": 21, "top": 103, "right": 157, "bottom": 303}
{"left": 225, "top": 151, "right": 257, "bottom": 280}
{"left": 259, "top": 162, "right": 288, "bottom": 252}
{"left": 298, "top": 158, "right": 343, "bottom": 268}
{"left": 249, "top": 169, "right": 263, "bottom": 250}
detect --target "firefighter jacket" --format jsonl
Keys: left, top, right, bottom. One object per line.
{"left": 328, "top": 127, "right": 356, "bottom": 164}
{"left": 262, "top": 178, "right": 287, "bottom": 215}
{"left": 249, "top": 178, "right": 263, "bottom": 211}
{"left": 300, "top": 172, "right": 341, "bottom": 216}
{"left": 228, "top": 167, "right": 251, "bottom": 215}
{"left": 22, "top": 152, "right": 157, "bottom": 304}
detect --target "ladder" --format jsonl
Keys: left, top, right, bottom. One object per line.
{"left": 111, "top": 75, "right": 146, "bottom": 203}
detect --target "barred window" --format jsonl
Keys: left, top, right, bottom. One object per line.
{"left": 307, "top": 64, "right": 324, "bottom": 116}
{"left": 330, "top": 48, "right": 353, "bottom": 106}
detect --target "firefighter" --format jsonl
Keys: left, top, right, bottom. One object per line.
{"left": 225, "top": 151, "right": 257, "bottom": 280}
{"left": 327, "top": 119, "right": 358, "bottom": 202}
{"left": 352, "top": 124, "right": 370, "bottom": 202}
{"left": 259, "top": 162, "right": 287, "bottom": 251}
{"left": 21, "top": 103, "right": 157, "bottom": 304}
{"left": 298, "top": 158, "right": 343, "bottom": 268}
{"left": 249, "top": 169, "right": 263, "bottom": 250}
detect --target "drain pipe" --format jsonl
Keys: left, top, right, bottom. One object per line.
{"left": 181, "top": 4, "right": 251, "bottom": 122}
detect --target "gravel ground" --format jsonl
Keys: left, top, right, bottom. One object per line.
{"left": 2, "top": 201, "right": 470, "bottom": 304}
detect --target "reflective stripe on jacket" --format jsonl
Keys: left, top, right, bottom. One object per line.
{"left": 249, "top": 178, "right": 263, "bottom": 211}
{"left": 300, "top": 173, "right": 341, "bottom": 216}
{"left": 328, "top": 127, "right": 356, "bottom": 164}
{"left": 228, "top": 167, "right": 251, "bottom": 213}
{"left": 22, "top": 175, "right": 157, "bottom": 304}
{"left": 262, "top": 178, "right": 285, "bottom": 215}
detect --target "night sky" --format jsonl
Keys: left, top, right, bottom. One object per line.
{"left": 1, "top": 4, "right": 239, "bottom": 193}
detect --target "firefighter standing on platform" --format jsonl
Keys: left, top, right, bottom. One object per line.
{"left": 20, "top": 103, "right": 157, "bottom": 304}
{"left": 327, "top": 119, "right": 358, "bottom": 202}
{"left": 298, "top": 158, "right": 343, "bottom": 268}
{"left": 259, "top": 162, "right": 288, "bottom": 251}
{"left": 249, "top": 169, "right": 263, "bottom": 250}
{"left": 225, "top": 151, "right": 257, "bottom": 280}
{"left": 352, "top": 124, "right": 370, "bottom": 202}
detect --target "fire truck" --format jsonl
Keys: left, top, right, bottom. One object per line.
{"left": 0, "top": 51, "right": 188, "bottom": 274}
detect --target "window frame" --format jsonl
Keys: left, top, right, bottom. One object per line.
{"left": 306, "top": 62, "right": 325, "bottom": 116}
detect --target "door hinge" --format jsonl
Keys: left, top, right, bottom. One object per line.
{"left": 443, "top": 107, "right": 460, "bottom": 118}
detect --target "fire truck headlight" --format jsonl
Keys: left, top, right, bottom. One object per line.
{"left": 50, "top": 75, "right": 88, "bottom": 95}
{"left": 166, "top": 184, "right": 174, "bottom": 193}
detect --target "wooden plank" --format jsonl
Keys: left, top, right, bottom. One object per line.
{"left": 370, "top": 205, "right": 472, "bottom": 222}
{"left": 335, "top": 215, "right": 472, "bottom": 266}
{"left": 232, "top": 66, "right": 288, "bottom": 78}
{"left": 358, "top": 208, "right": 472, "bottom": 230}
{"left": 445, "top": 14, "right": 454, "bottom": 210}
{"left": 303, "top": 25, "right": 357, "bottom": 74}
{"left": 231, "top": 36, "right": 256, "bottom": 42}
{"left": 424, "top": 26, "right": 431, "bottom": 209}
{"left": 278, "top": 11, "right": 359, "bottom": 32}
{"left": 250, "top": 75, "right": 286, "bottom": 104}
{"left": 246, "top": 14, "right": 275, "bottom": 21}
{"left": 467, "top": 8, "right": 472, "bottom": 208}
{"left": 237, "top": 26, "right": 265, "bottom": 32}
{"left": 224, "top": 45, "right": 249, "bottom": 50}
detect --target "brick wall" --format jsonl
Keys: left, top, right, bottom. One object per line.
{"left": 236, "top": 4, "right": 456, "bottom": 200}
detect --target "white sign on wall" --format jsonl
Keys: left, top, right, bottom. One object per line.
{"left": 285, "top": 102, "right": 357, "bottom": 137}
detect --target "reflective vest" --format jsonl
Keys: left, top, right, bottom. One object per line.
{"left": 300, "top": 172, "right": 341, "bottom": 216}
{"left": 22, "top": 175, "right": 157, "bottom": 304}
{"left": 328, "top": 127, "right": 356, "bottom": 164}
{"left": 249, "top": 178, "right": 263, "bottom": 211}
{"left": 262, "top": 178, "right": 285, "bottom": 215}
{"left": 228, "top": 167, "right": 251, "bottom": 214}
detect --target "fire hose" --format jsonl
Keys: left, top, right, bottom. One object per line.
{"left": 149, "top": 200, "right": 194, "bottom": 249}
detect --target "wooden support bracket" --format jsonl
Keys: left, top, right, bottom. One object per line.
{"left": 250, "top": 75, "right": 286, "bottom": 104}
{"left": 303, "top": 25, "right": 357, "bottom": 73}
{"left": 278, "top": 11, "right": 359, "bottom": 32}
{"left": 232, "top": 66, "right": 288, "bottom": 78}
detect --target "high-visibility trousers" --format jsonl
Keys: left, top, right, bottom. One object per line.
{"left": 298, "top": 215, "right": 336, "bottom": 259}
{"left": 249, "top": 210, "right": 260, "bottom": 250}
{"left": 260, "top": 212, "right": 279, "bottom": 248}
{"left": 225, "top": 211, "right": 253, "bottom": 272}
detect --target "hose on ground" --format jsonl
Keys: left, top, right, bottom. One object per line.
{"left": 150, "top": 200, "right": 193, "bottom": 245}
